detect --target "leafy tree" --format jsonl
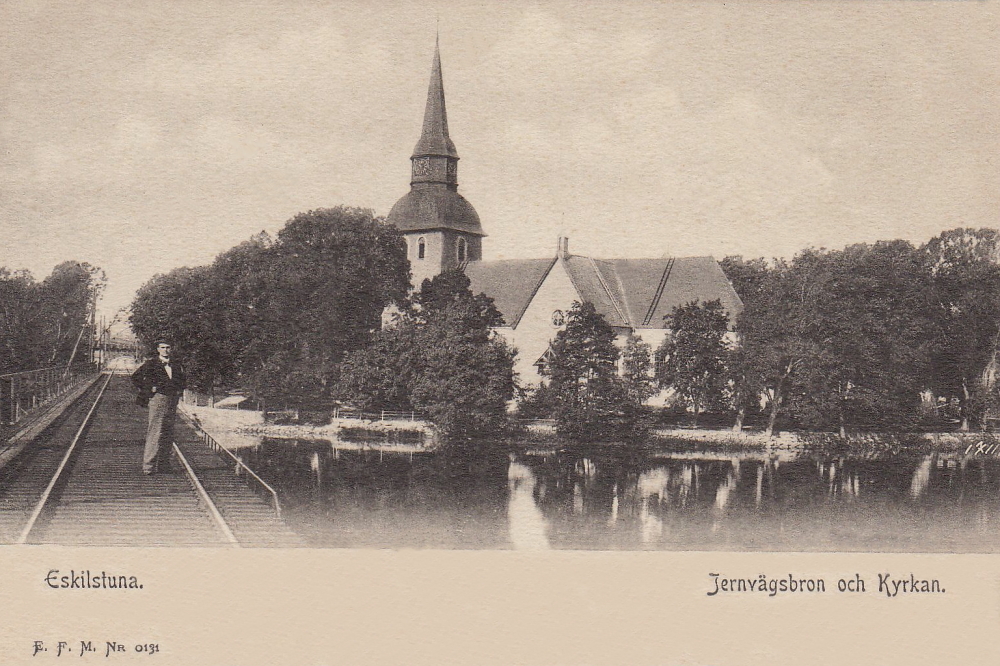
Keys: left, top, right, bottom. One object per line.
{"left": 339, "top": 270, "right": 515, "bottom": 441}
{"left": 209, "top": 232, "right": 276, "bottom": 390}
{"left": 721, "top": 256, "right": 775, "bottom": 431}
{"left": 0, "top": 269, "right": 39, "bottom": 373}
{"left": 515, "top": 382, "right": 559, "bottom": 420}
{"left": 257, "top": 207, "right": 409, "bottom": 400}
{"left": 409, "top": 317, "right": 515, "bottom": 441}
{"left": 622, "top": 333, "right": 656, "bottom": 405}
{"left": 130, "top": 265, "right": 228, "bottom": 392}
{"left": 655, "top": 300, "right": 730, "bottom": 426}
{"left": 921, "top": 228, "right": 1000, "bottom": 430}
{"left": 338, "top": 319, "right": 417, "bottom": 413}
{"left": 36, "top": 261, "right": 106, "bottom": 366}
{"left": 545, "top": 301, "right": 642, "bottom": 442}
{"left": 0, "top": 262, "right": 104, "bottom": 374}
{"left": 720, "top": 256, "right": 771, "bottom": 305}
{"left": 130, "top": 207, "right": 409, "bottom": 404}
{"left": 787, "top": 241, "right": 934, "bottom": 435}
{"left": 727, "top": 244, "right": 935, "bottom": 436}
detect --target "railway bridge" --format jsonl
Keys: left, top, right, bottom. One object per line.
{"left": 0, "top": 371, "right": 301, "bottom": 547}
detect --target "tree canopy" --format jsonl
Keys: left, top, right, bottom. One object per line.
{"left": 0, "top": 261, "right": 105, "bottom": 374}
{"left": 544, "top": 301, "right": 645, "bottom": 442}
{"left": 339, "top": 269, "right": 515, "bottom": 442}
{"left": 655, "top": 299, "right": 731, "bottom": 425}
{"left": 723, "top": 238, "right": 949, "bottom": 435}
{"left": 130, "top": 207, "right": 409, "bottom": 401}
{"left": 921, "top": 228, "right": 1000, "bottom": 429}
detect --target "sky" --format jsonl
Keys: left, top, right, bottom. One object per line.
{"left": 1, "top": 0, "right": 997, "bottom": 320}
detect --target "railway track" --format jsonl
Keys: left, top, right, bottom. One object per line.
{"left": 0, "top": 373, "right": 300, "bottom": 547}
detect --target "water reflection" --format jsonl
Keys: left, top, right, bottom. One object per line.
{"left": 226, "top": 437, "right": 1000, "bottom": 551}
{"left": 507, "top": 462, "right": 550, "bottom": 550}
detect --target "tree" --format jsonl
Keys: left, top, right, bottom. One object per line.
{"left": 622, "top": 333, "right": 656, "bottom": 405}
{"left": 0, "top": 268, "right": 40, "bottom": 373}
{"left": 726, "top": 243, "right": 936, "bottom": 437}
{"left": 783, "top": 241, "right": 934, "bottom": 435}
{"left": 258, "top": 207, "right": 409, "bottom": 401}
{"left": 130, "top": 207, "right": 410, "bottom": 404}
{"left": 0, "top": 262, "right": 105, "bottom": 374}
{"left": 721, "top": 256, "right": 775, "bottom": 431}
{"left": 209, "top": 232, "right": 276, "bottom": 392}
{"left": 36, "top": 261, "right": 105, "bottom": 366}
{"left": 338, "top": 319, "right": 417, "bottom": 413}
{"left": 130, "top": 265, "right": 228, "bottom": 392}
{"left": 545, "top": 301, "right": 642, "bottom": 441}
{"left": 720, "top": 256, "right": 771, "bottom": 305}
{"left": 339, "top": 270, "right": 515, "bottom": 442}
{"left": 655, "top": 300, "right": 730, "bottom": 426}
{"left": 921, "top": 228, "right": 1000, "bottom": 430}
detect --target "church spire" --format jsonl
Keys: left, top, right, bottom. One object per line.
{"left": 387, "top": 34, "right": 483, "bottom": 287}
{"left": 412, "top": 37, "right": 459, "bottom": 160}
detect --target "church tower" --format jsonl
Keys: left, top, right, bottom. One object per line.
{"left": 386, "top": 38, "right": 484, "bottom": 289}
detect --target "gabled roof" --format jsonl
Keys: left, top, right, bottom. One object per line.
{"left": 464, "top": 257, "right": 557, "bottom": 327}
{"left": 637, "top": 256, "right": 743, "bottom": 328}
{"left": 464, "top": 254, "right": 743, "bottom": 330}
{"left": 562, "top": 256, "right": 631, "bottom": 327}
{"left": 574, "top": 256, "right": 744, "bottom": 329}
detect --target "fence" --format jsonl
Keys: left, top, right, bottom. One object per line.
{"left": 517, "top": 418, "right": 557, "bottom": 426}
{"left": 265, "top": 408, "right": 429, "bottom": 423}
{"left": 0, "top": 363, "right": 99, "bottom": 427}
{"left": 333, "top": 408, "right": 427, "bottom": 422}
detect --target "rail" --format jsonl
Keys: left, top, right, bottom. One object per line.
{"left": 15, "top": 372, "right": 113, "bottom": 545}
{"left": 197, "top": 429, "right": 282, "bottom": 518}
{"left": 0, "top": 363, "right": 99, "bottom": 426}
{"left": 172, "top": 442, "right": 240, "bottom": 547}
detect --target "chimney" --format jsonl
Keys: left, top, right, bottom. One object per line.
{"left": 557, "top": 236, "right": 569, "bottom": 258}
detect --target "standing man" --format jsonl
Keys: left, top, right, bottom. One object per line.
{"left": 131, "top": 340, "right": 186, "bottom": 475}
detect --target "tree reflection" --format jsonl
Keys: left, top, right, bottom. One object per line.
{"left": 216, "top": 437, "right": 1000, "bottom": 551}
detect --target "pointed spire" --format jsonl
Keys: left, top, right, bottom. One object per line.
{"left": 412, "top": 37, "right": 459, "bottom": 159}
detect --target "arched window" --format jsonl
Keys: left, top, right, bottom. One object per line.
{"left": 417, "top": 237, "right": 425, "bottom": 260}
{"left": 457, "top": 237, "right": 467, "bottom": 263}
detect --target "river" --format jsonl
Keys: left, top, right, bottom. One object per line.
{"left": 219, "top": 436, "right": 1000, "bottom": 551}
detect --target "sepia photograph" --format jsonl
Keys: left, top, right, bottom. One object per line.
{"left": 1, "top": 0, "right": 998, "bottom": 663}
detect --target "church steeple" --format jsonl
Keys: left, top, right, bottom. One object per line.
{"left": 413, "top": 37, "right": 458, "bottom": 160}
{"left": 386, "top": 36, "right": 484, "bottom": 289}
{"left": 410, "top": 38, "right": 460, "bottom": 189}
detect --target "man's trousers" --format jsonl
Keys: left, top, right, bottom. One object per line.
{"left": 143, "top": 393, "right": 178, "bottom": 473}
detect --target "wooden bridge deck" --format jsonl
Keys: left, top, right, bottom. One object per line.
{"left": 0, "top": 374, "right": 302, "bottom": 547}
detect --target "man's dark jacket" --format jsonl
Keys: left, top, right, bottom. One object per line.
{"left": 131, "top": 358, "right": 186, "bottom": 408}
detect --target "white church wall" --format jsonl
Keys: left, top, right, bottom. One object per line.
{"left": 502, "top": 260, "right": 579, "bottom": 387}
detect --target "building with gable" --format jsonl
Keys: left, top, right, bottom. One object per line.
{"left": 386, "top": 41, "right": 743, "bottom": 387}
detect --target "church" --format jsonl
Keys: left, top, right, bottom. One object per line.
{"left": 386, "top": 41, "right": 743, "bottom": 386}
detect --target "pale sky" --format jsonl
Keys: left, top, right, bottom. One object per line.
{"left": 1, "top": 0, "right": 997, "bottom": 319}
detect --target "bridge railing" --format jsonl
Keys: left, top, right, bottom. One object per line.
{"left": 195, "top": 428, "right": 282, "bottom": 518}
{"left": 0, "top": 363, "right": 99, "bottom": 427}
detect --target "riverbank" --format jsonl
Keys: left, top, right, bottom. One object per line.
{"left": 522, "top": 420, "right": 998, "bottom": 452}
{"left": 180, "top": 403, "right": 435, "bottom": 450}
{"left": 181, "top": 404, "right": 997, "bottom": 455}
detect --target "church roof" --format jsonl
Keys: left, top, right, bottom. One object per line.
{"left": 386, "top": 187, "right": 484, "bottom": 235}
{"left": 412, "top": 39, "right": 458, "bottom": 159}
{"left": 465, "top": 258, "right": 558, "bottom": 327}
{"left": 564, "top": 255, "right": 743, "bottom": 329}
{"left": 465, "top": 254, "right": 743, "bottom": 329}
